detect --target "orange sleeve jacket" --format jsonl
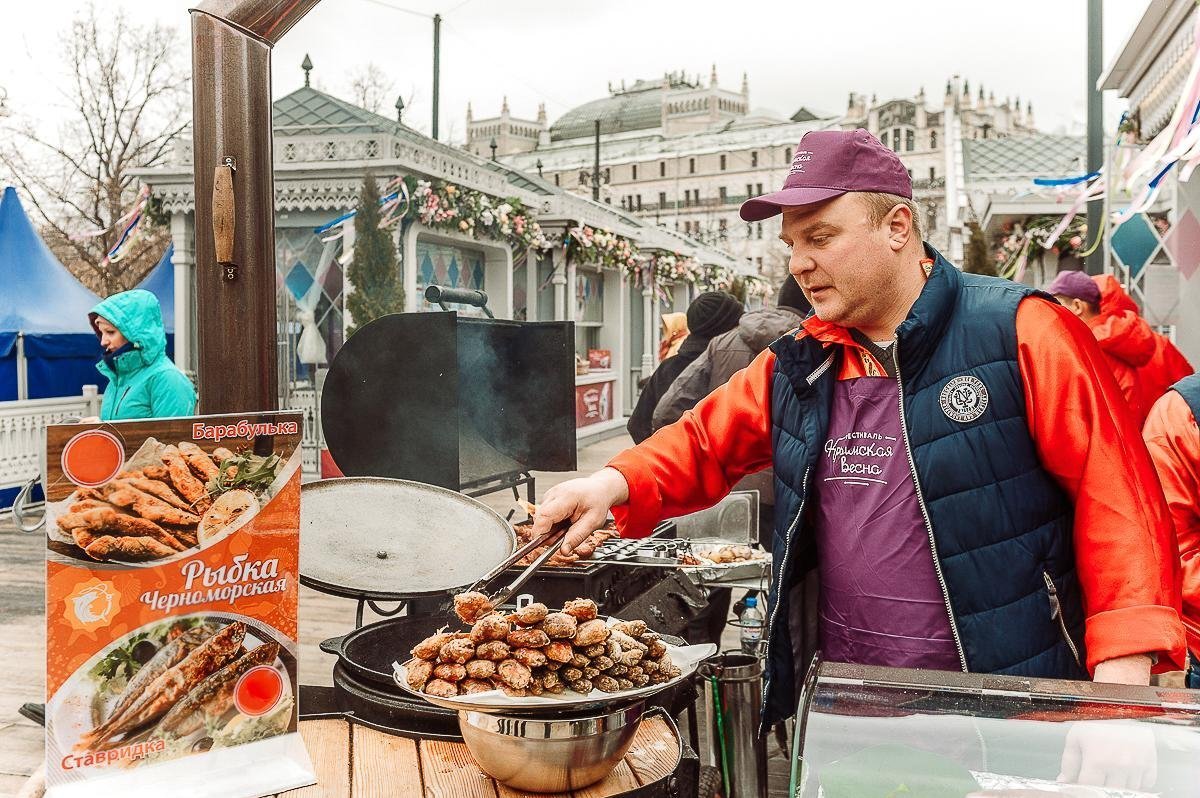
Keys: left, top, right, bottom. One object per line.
{"left": 609, "top": 298, "right": 1187, "bottom": 674}
{"left": 1143, "top": 389, "right": 1200, "bottom": 657}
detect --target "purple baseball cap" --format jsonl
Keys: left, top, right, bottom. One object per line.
{"left": 740, "top": 128, "right": 913, "bottom": 222}
{"left": 1046, "top": 269, "right": 1101, "bottom": 305}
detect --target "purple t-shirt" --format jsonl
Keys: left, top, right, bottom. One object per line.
{"left": 811, "top": 366, "right": 960, "bottom": 671}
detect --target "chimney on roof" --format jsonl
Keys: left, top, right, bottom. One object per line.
{"left": 466, "top": 102, "right": 473, "bottom": 123}
{"left": 711, "top": 63, "right": 718, "bottom": 87}
{"left": 537, "top": 103, "right": 547, "bottom": 126}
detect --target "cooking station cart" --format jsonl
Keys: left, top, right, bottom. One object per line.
{"left": 792, "top": 661, "right": 1200, "bottom": 797}
{"left": 297, "top": 476, "right": 707, "bottom": 796}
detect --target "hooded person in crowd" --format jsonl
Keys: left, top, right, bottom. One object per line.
{"left": 658, "top": 312, "right": 689, "bottom": 361}
{"left": 652, "top": 277, "right": 817, "bottom": 655}
{"left": 655, "top": 277, "right": 812, "bottom": 431}
{"left": 1093, "top": 274, "right": 1193, "bottom": 406}
{"left": 1142, "top": 374, "right": 1200, "bottom": 689}
{"left": 533, "top": 128, "right": 1184, "bottom": 788}
{"left": 90, "top": 289, "right": 197, "bottom": 421}
{"left": 1048, "top": 269, "right": 1155, "bottom": 424}
{"left": 626, "top": 292, "right": 742, "bottom": 444}
{"left": 653, "top": 276, "right": 812, "bottom": 537}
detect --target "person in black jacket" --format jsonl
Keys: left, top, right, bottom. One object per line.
{"left": 626, "top": 291, "right": 742, "bottom": 443}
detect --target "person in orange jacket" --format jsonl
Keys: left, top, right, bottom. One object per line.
{"left": 531, "top": 130, "right": 1185, "bottom": 790}
{"left": 1094, "top": 274, "right": 1194, "bottom": 407}
{"left": 1047, "top": 270, "right": 1156, "bottom": 425}
{"left": 1143, "top": 375, "right": 1200, "bottom": 688}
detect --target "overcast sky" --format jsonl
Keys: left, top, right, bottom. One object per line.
{"left": 0, "top": 1, "right": 1154, "bottom": 144}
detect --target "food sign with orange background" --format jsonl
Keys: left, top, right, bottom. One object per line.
{"left": 43, "top": 413, "right": 315, "bottom": 798}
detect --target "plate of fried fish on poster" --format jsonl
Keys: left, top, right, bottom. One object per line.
{"left": 43, "top": 412, "right": 316, "bottom": 798}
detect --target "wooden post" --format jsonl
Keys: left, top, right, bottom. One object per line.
{"left": 190, "top": 1, "right": 323, "bottom": 414}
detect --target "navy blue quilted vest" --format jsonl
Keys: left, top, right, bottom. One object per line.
{"left": 1172, "top": 375, "right": 1200, "bottom": 419}
{"left": 762, "top": 248, "right": 1086, "bottom": 731}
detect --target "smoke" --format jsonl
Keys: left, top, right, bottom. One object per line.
{"left": 455, "top": 317, "right": 576, "bottom": 478}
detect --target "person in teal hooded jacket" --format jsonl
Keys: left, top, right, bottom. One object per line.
{"left": 89, "top": 289, "right": 196, "bottom": 421}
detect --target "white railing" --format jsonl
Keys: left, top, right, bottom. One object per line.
{"left": 0, "top": 387, "right": 102, "bottom": 497}
{"left": 287, "top": 387, "right": 324, "bottom": 483}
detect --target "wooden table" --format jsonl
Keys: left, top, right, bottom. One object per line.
{"left": 272, "top": 715, "right": 684, "bottom": 798}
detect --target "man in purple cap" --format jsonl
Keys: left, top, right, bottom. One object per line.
{"left": 1047, "top": 269, "right": 1154, "bottom": 424}
{"left": 531, "top": 129, "right": 1184, "bottom": 788}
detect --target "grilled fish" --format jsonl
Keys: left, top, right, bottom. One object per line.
{"left": 85, "top": 535, "right": 179, "bottom": 562}
{"left": 60, "top": 506, "right": 184, "bottom": 552}
{"left": 178, "top": 442, "right": 220, "bottom": 483}
{"left": 153, "top": 641, "right": 281, "bottom": 737}
{"left": 83, "top": 622, "right": 246, "bottom": 747}
{"left": 106, "top": 625, "right": 219, "bottom": 724}
{"left": 106, "top": 486, "right": 201, "bottom": 527}
{"left": 162, "top": 446, "right": 211, "bottom": 513}
{"left": 212, "top": 447, "right": 239, "bottom": 480}
{"left": 120, "top": 477, "right": 193, "bottom": 513}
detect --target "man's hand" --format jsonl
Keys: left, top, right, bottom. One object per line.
{"left": 1092, "top": 653, "right": 1152, "bottom": 686}
{"left": 530, "top": 468, "right": 630, "bottom": 554}
{"left": 1054, "top": 654, "right": 1157, "bottom": 790}
{"left": 1058, "top": 721, "right": 1157, "bottom": 790}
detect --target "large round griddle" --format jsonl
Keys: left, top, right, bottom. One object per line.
{"left": 300, "top": 477, "right": 515, "bottom": 600}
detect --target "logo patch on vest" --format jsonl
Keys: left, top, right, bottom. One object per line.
{"left": 939, "top": 375, "right": 989, "bottom": 423}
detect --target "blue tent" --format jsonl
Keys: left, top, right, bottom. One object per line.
{"left": 0, "top": 186, "right": 105, "bottom": 403}
{"left": 136, "top": 242, "right": 175, "bottom": 332}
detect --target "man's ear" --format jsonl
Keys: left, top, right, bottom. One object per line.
{"left": 886, "top": 204, "right": 913, "bottom": 251}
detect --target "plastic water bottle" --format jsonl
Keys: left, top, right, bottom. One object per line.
{"left": 739, "top": 596, "right": 764, "bottom": 656}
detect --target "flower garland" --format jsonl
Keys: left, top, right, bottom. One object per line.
{"left": 699, "top": 264, "right": 735, "bottom": 292}
{"left": 993, "top": 215, "right": 1087, "bottom": 280}
{"left": 737, "top": 274, "right": 772, "bottom": 299}
{"left": 564, "top": 224, "right": 640, "bottom": 272}
{"left": 403, "top": 176, "right": 551, "bottom": 251}
{"left": 625, "top": 252, "right": 703, "bottom": 286}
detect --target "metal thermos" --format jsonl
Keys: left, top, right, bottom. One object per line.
{"left": 699, "top": 652, "right": 767, "bottom": 798}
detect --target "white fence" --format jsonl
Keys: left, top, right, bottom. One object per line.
{"left": 288, "top": 387, "right": 324, "bottom": 482}
{"left": 0, "top": 388, "right": 102, "bottom": 501}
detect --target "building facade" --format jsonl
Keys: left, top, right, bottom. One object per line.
{"left": 469, "top": 71, "right": 1042, "bottom": 285}
{"left": 136, "top": 63, "right": 750, "bottom": 461}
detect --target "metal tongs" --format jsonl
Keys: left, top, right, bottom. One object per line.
{"left": 465, "top": 515, "right": 569, "bottom": 608}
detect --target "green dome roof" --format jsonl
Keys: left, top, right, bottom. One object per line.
{"left": 550, "top": 83, "right": 666, "bottom": 141}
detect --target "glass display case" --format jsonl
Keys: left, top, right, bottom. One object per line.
{"left": 795, "top": 662, "right": 1200, "bottom": 797}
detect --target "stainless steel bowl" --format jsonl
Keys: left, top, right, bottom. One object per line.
{"left": 457, "top": 701, "right": 645, "bottom": 792}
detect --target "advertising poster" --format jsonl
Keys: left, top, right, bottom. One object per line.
{"left": 42, "top": 412, "right": 316, "bottom": 798}
{"left": 575, "top": 380, "right": 614, "bottom": 427}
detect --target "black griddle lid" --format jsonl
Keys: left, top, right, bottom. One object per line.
{"left": 300, "top": 477, "right": 516, "bottom": 600}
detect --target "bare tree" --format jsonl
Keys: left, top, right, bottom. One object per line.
{"left": 346, "top": 63, "right": 396, "bottom": 116}
{"left": 0, "top": 5, "right": 189, "bottom": 295}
